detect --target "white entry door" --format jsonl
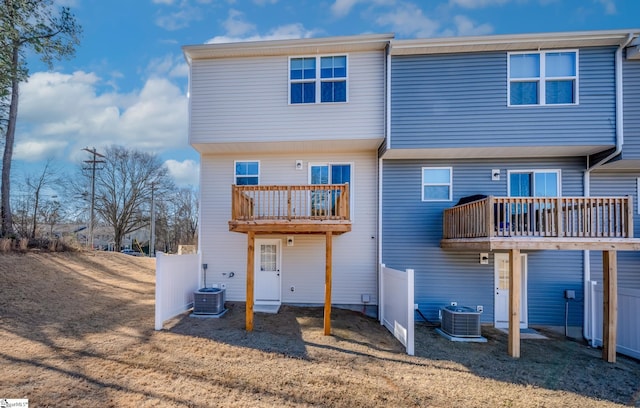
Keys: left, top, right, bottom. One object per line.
{"left": 254, "top": 239, "right": 281, "bottom": 304}
{"left": 494, "top": 252, "right": 528, "bottom": 329}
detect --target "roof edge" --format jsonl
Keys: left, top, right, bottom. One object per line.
{"left": 391, "top": 29, "right": 640, "bottom": 55}
{"left": 183, "top": 33, "right": 394, "bottom": 60}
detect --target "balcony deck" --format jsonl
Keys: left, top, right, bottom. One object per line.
{"left": 441, "top": 196, "right": 640, "bottom": 251}
{"left": 229, "top": 184, "right": 351, "bottom": 234}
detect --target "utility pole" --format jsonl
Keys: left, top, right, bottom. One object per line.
{"left": 82, "top": 147, "right": 105, "bottom": 250}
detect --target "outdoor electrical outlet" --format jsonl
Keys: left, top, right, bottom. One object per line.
{"left": 477, "top": 305, "right": 483, "bottom": 312}
{"left": 451, "top": 301, "right": 457, "bottom": 306}
{"left": 202, "top": 263, "right": 208, "bottom": 270}
{"left": 414, "top": 303, "right": 419, "bottom": 310}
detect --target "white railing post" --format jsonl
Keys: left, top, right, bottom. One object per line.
{"left": 406, "top": 268, "right": 415, "bottom": 356}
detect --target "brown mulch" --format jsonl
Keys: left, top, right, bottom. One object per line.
{"left": 0, "top": 251, "right": 638, "bottom": 407}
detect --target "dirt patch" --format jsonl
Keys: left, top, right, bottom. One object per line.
{"left": 1, "top": 252, "right": 639, "bottom": 407}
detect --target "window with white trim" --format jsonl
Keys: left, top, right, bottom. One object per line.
{"left": 508, "top": 51, "right": 578, "bottom": 106}
{"left": 290, "top": 55, "right": 347, "bottom": 104}
{"left": 309, "top": 163, "right": 351, "bottom": 216}
{"left": 235, "top": 161, "right": 259, "bottom": 185}
{"left": 422, "top": 167, "right": 452, "bottom": 201}
{"left": 508, "top": 170, "right": 560, "bottom": 197}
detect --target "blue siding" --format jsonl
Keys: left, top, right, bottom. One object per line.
{"left": 382, "top": 157, "right": 585, "bottom": 326}
{"left": 621, "top": 53, "right": 640, "bottom": 159}
{"left": 390, "top": 48, "right": 616, "bottom": 150}
{"left": 589, "top": 173, "right": 640, "bottom": 289}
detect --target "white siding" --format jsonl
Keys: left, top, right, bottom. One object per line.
{"left": 199, "top": 151, "right": 378, "bottom": 305}
{"left": 190, "top": 51, "right": 385, "bottom": 144}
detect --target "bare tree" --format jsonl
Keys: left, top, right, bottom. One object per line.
{"left": 25, "top": 159, "right": 60, "bottom": 238}
{"left": 153, "top": 187, "right": 198, "bottom": 253}
{"left": 0, "top": 0, "right": 81, "bottom": 237}
{"left": 90, "top": 145, "right": 173, "bottom": 250}
{"left": 39, "top": 199, "right": 62, "bottom": 238}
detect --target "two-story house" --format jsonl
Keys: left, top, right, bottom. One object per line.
{"left": 380, "top": 30, "right": 640, "bottom": 360}
{"left": 183, "top": 34, "right": 392, "bottom": 333}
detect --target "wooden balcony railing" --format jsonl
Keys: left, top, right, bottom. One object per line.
{"left": 443, "top": 196, "right": 634, "bottom": 239}
{"left": 231, "top": 184, "right": 350, "bottom": 222}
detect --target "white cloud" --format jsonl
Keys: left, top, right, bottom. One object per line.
{"left": 253, "top": 0, "right": 278, "bottom": 4}
{"left": 595, "top": 0, "right": 616, "bottom": 15}
{"left": 449, "top": 0, "right": 510, "bottom": 8}
{"left": 330, "top": 0, "right": 396, "bottom": 18}
{"left": 223, "top": 9, "right": 256, "bottom": 37}
{"left": 146, "top": 54, "right": 189, "bottom": 79}
{"left": 206, "top": 10, "right": 318, "bottom": 43}
{"left": 16, "top": 70, "right": 188, "bottom": 165}
{"left": 155, "top": 7, "right": 203, "bottom": 31}
{"left": 451, "top": 15, "right": 493, "bottom": 36}
{"left": 331, "top": 0, "right": 362, "bottom": 17}
{"left": 152, "top": 0, "right": 175, "bottom": 4}
{"left": 165, "top": 159, "right": 200, "bottom": 187}
{"left": 375, "top": 3, "right": 440, "bottom": 37}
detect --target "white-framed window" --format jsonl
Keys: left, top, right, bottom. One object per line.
{"left": 508, "top": 170, "right": 561, "bottom": 197}
{"left": 422, "top": 167, "right": 452, "bottom": 201}
{"left": 290, "top": 55, "right": 347, "bottom": 104}
{"left": 508, "top": 50, "right": 578, "bottom": 106}
{"left": 234, "top": 161, "right": 259, "bottom": 185}
{"left": 309, "top": 163, "right": 352, "bottom": 216}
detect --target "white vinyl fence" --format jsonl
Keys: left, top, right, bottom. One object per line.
{"left": 380, "top": 264, "right": 415, "bottom": 355}
{"left": 591, "top": 282, "right": 640, "bottom": 359}
{"left": 155, "top": 252, "right": 201, "bottom": 330}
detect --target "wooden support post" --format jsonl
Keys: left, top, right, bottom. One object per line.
{"left": 602, "top": 250, "right": 617, "bottom": 363}
{"left": 508, "top": 248, "right": 521, "bottom": 358}
{"left": 324, "top": 231, "right": 333, "bottom": 336}
{"left": 246, "top": 231, "right": 255, "bottom": 332}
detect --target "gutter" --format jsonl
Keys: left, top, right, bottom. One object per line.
{"left": 582, "top": 33, "right": 636, "bottom": 343}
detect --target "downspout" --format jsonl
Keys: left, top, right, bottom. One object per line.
{"left": 378, "top": 42, "right": 391, "bottom": 322}
{"left": 582, "top": 33, "right": 635, "bottom": 343}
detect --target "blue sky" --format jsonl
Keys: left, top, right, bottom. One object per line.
{"left": 13, "top": 0, "right": 639, "bottom": 189}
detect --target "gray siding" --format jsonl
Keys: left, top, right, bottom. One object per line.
{"left": 390, "top": 48, "right": 616, "bottom": 150}
{"left": 621, "top": 53, "right": 640, "bottom": 159}
{"left": 381, "top": 157, "right": 585, "bottom": 326}
{"left": 589, "top": 172, "right": 640, "bottom": 289}
{"left": 190, "top": 51, "right": 385, "bottom": 145}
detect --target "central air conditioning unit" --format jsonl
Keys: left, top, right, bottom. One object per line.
{"left": 440, "top": 305, "right": 481, "bottom": 337}
{"left": 193, "top": 287, "right": 226, "bottom": 315}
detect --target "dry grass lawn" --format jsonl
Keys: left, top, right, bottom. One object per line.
{"left": 0, "top": 251, "right": 639, "bottom": 407}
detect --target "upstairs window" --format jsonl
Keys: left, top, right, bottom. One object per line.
{"left": 422, "top": 167, "right": 452, "bottom": 201}
{"left": 290, "top": 55, "right": 347, "bottom": 104}
{"left": 235, "top": 161, "right": 259, "bottom": 185}
{"left": 508, "top": 51, "right": 578, "bottom": 106}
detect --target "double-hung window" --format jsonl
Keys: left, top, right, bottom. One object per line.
{"left": 290, "top": 55, "right": 347, "bottom": 104}
{"left": 422, "top": 167, "right": 452, "bottom": 201}
{"left": 508, "top": 51, "right": 578, "bottom": 106}
{"left": 310, "top": 163, "right": 351, "bottom": 216}
{"left": 235, "top": 161, "right": 259, "bottom": 185}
